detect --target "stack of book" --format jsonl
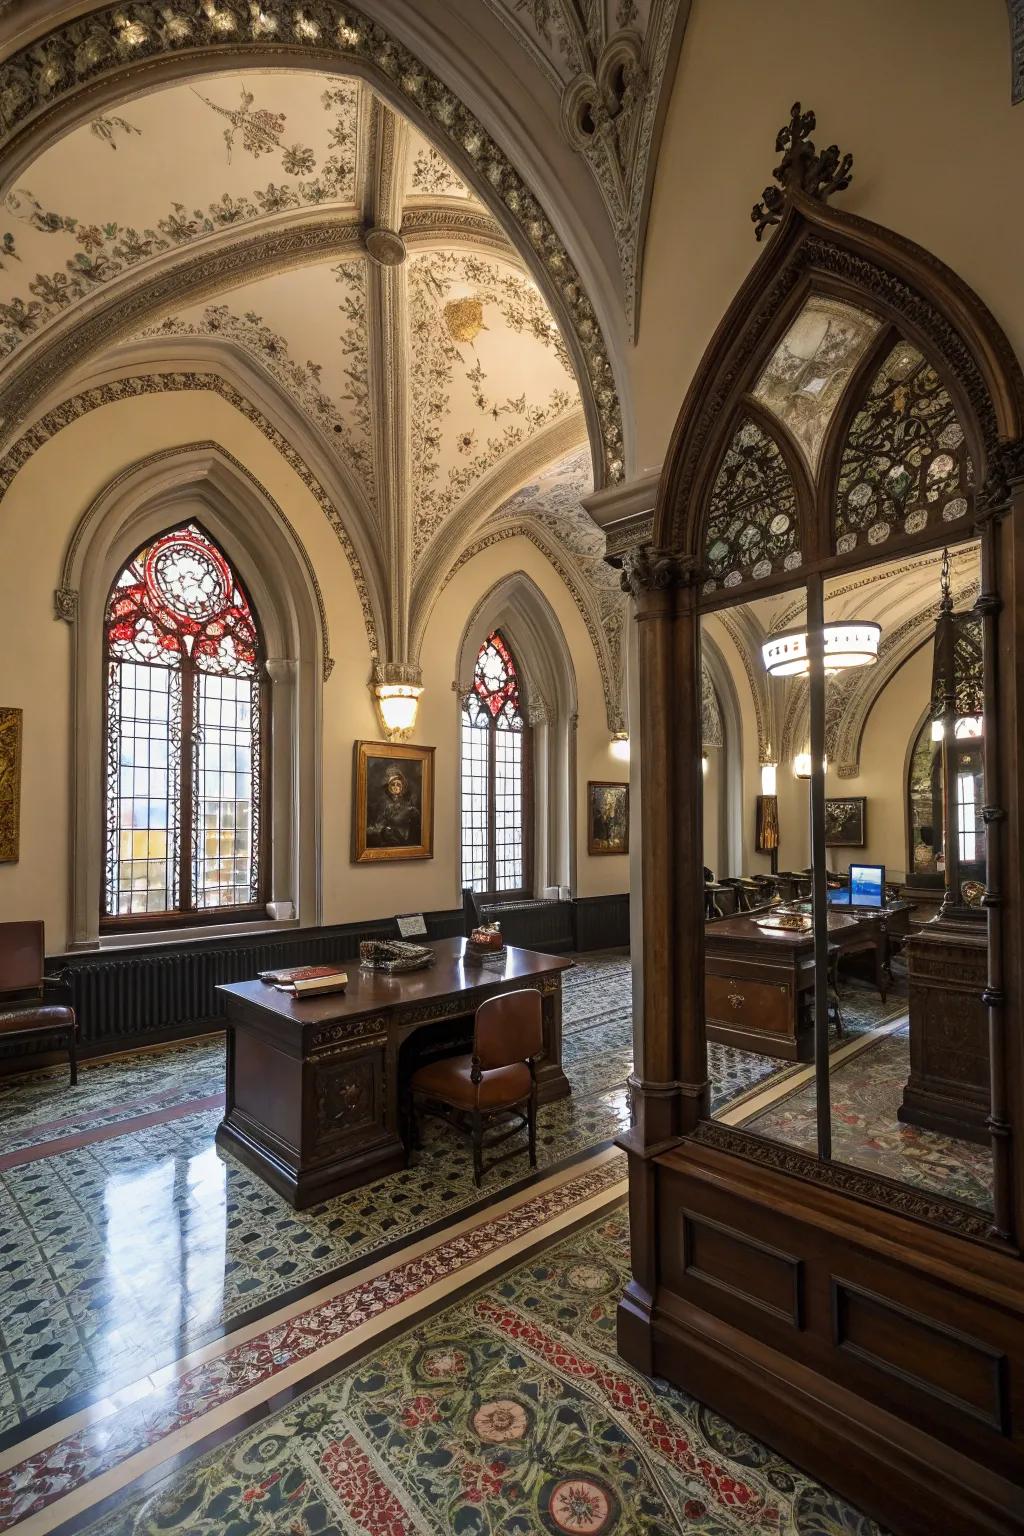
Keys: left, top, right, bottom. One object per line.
{"left": 258, "top": 963, "right": 349, "bottom": 998}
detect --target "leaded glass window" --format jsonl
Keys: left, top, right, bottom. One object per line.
{"left": 834, "top": 342, "right": 973, "bottom": 554}
{"left": 702, "top": 418, "right": 802, "bottom": 594}
{"left": 461, "top": 631, "right": 530, "bottom": 896}
{"left": 103, "top": 523, "right": 265, "bottom": 923}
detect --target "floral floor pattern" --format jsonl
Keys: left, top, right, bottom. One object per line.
{"left": 80, "top": 1205, "right": 887, "bottom": 1536}
{"left": 0, "top": 952, "right": 924, "bottom": 1446}
{"left": 743, "top": 1023, "right": 994, "bottom": 1210}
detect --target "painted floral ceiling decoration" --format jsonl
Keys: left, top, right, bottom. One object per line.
{"left": 0, "top": 61, "right": 613, "bottom": 710}
{"left": 0, "top": 74, "right": 360, "bottom": 369}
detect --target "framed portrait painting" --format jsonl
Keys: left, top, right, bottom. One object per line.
{"left": 0, "top": 707, "right": 22, "bottom": 864}
{"left": 353, "top": 741, "right": 435, "bottom": 863}
{"left": 587, "top": 781, "right": 629, "bottom": 856}
{"left": 824, "top": 795, "right": 867, "bottom": 847}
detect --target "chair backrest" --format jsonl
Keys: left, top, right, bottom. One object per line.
{"left": 0, "top": 921, "right": 44, "bottom": 997}
{"left": 474, "top": 988, "right": 543, "bottom": 1071}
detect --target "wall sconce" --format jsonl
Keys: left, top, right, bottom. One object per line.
{"left": 760, "top": 762, "right": 777, "bottom": 796}
{"left": 375, "top": 684, "right": 422, "bottom": 740}
{"left": 372, "top": 664, "right": 423, "bottom": 742}
{"left": 701, "top": 751, "right": 709, "bottom": 775}
{"left": 793, "top": 752, "right": 828, "bottom": 780}
{"left": 610, "top": 731, "right": 630, "bottom": 762}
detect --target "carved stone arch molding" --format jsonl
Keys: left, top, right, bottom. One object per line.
{"left": 455, "top": 571, "right": 579, "bottom": 896}
{"left": 63, "top": 444, "right": 327, "bottom": 950}
{"left": 56, "top": 440, "right": 334, "bottom": 680}
{"left": 780, "top": 571, "right": 982, "bottom": 775}
{"left": 425, "top": 517, "right": 623, "bottom": 734}
{"left": 0, "top": 366, "right": 385, "bottom": 660}
{"left": 0, "top": 1, "right": 626, "bottom": 487}
{"left": 699, "top": 632, "right": 744, "bottom": 878}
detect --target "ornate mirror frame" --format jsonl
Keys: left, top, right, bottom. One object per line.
{"left": 618, "top": 108, "right": 1024, "bottom": 1535}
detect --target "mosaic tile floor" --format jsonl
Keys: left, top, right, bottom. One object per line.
{"left": 0, "top": 952, "right": 918, "bottom": 1447}
{"left": 742, "top": 1022, "right": 995, "bottom": 1210}
{"left": 76, "top": 1203, "right": 888, "bottom": 1536}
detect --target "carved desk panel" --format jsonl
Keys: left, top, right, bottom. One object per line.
{"left": 216, "top": 938, "right": 573, "bottom": 1208}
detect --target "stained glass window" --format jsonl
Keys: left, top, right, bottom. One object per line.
{"left": 103, "top": 523, "right": 264, "bottom": 922}
{"left": 834, "top": 342, "right": 973, "bottom": 553}
{"left": 461, "top": 631, "right": 530, "bottom": 895}
{"left": 702, "top": 418, "right": 802, "bottom": 594}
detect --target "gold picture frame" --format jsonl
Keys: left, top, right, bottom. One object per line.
{"left": 0, "top": 707, "right": 23, "bottom": 864}
{"left": 353, "top": 740, "right": 435, "bottom": 863}
{"left": 587, "top": 780, "right": 629, "bottom": 856}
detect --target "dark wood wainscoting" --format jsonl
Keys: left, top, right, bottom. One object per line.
{"left": 619, "top": 1139, "right": 1024, "bottom": 1536}
{"left": 0, "top": 893, "right": 628, "bottom": 1074}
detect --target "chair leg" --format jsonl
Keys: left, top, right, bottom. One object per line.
{"left": 528, "top": 1085, "right": 538, "bottom": 1169}
{"left": 472, "top": 1109, "right": 483, "bottom": 1187}
{"left": 68, "top": 1029, "right": 78, "bottom": 1087}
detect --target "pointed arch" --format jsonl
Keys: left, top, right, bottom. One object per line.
{"left": 655, "top": 195, "right": 1024, "bottom": 567}
{"left": 0, "top": 5, "right": 625, "bottom": 487}
{"left": 700, "top": 405, "right": 812, "bottom": 595}
{"left": 63, "top": 446, "right": 325, "bottom": 949}
{"left": 456, "top": 573, "right": 579, "bottom": 899}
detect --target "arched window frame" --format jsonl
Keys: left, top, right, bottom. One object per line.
{"left": 100, "top": 521, "right": 270, "bottom": 932}
{"left": 460, "top": 629, "right": 533, "bottom": 899}
{"left": 59, "top": 447, "right": 327, "bottom": 951}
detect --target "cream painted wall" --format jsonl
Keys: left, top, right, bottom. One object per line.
{"left": 0, "top": 394, "right": 623, "bottom": 951}
{"left": 703, "top": 638, "right": 933, "bottom": 885}
{"left": 634, "top": 0, "right": 1024, "bottom": 469}
{"left": 831, "top": 645, "right": 933, "bottom": 885}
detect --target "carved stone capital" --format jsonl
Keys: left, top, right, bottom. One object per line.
{"left": 54, "top": 586, "right": 78, "bottom": 622}
{"left": 373, "top": 660, "right": 423, "bottom": 688}
{"left": 619, "top": 545, "right": 692, "bottom": 599}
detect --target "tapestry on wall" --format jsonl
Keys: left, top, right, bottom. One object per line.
{"left": 0, "top": 707, "right": 22, "bottom": 863}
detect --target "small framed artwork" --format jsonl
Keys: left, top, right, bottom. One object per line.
{"left": 588, "top": 781, "right": 629, "bottom": 855}
{"left": 824, "top": 795, "right": 867, "bottom": 847}
{"left": 0, "top": 707, "right": 22, "bottom": 864}
{"left": 353, "top": 741, "right": 435, "bottom": 863}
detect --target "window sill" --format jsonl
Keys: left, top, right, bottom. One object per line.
{"left": 72, "top": 917, "right": 302, "bottom": 954}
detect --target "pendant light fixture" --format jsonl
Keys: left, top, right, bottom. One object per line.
{"left": 761, "top": 621, "right": 881, "bottom": 678}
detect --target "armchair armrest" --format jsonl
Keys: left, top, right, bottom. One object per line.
{"left": 42, "top": 969, "right": 74, "bottom": 1005}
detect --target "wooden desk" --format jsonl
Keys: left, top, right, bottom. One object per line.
{"left": 705, "top": 908, "right": 886, "bottom": 1061}
{"left": 215, "top": 939, "right": 573, "bottom": 1208}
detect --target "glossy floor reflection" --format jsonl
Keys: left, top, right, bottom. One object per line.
{"left": 0, "top": 950, "right": 834, "bottom": 1445}
{"left": 0, "top": 953, "right": 628, "bottom": 1440}
{"left": 742, "top": 1019, "right": 994, "bottom": 1209}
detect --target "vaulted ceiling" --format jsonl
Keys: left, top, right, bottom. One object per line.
{"left": 0, "top": 61, "right": 630, "bottom": 728}
{"left": 703, "top": 543, "right": 981, "bottom": 777}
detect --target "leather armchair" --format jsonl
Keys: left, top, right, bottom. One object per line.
{"left": 0, "top": 921, "right": 77, "bottom": 1084}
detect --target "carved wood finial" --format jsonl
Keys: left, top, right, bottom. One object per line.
{"left": 751, "top": 103, "right": 853, "bottom": 241}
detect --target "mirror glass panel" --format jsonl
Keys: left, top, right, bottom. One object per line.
{"left": 818, "top": 542, "right": 992, "bottom": 1210}
{"left": 700, "top": 547, "right": 993, "bottom": 1214}
{"left": 700, "top": 587, "right": 821, "bottom": 1141}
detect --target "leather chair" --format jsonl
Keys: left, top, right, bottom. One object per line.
{"left": 0, "top": 922, "right": 77, "bottom": 1083}
{"left": 410, "top": 988, "right": 542, "bottom": 1186}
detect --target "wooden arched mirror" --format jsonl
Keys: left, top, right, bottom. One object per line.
{"left": 618, "top": 107, "right": 1024, "bottom": 1536}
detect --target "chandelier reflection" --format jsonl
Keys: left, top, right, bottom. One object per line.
{"left": 761, "top": 621, "right": 881, "bottom": 678}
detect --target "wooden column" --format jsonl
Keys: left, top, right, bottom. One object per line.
{"left": 617, "top": 546, "right": 709, "bottom": 1372}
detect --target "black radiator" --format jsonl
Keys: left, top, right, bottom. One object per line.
{"left": 2, "top": 894, "right": 627, "bottom": 1071}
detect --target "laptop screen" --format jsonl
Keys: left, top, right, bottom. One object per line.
{"left": 848, "top": 863, "right": 885, "bottom": 908}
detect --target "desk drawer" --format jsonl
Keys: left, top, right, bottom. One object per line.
{"left": 706, "top": 973, "right": 791, "bottom": 1034}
